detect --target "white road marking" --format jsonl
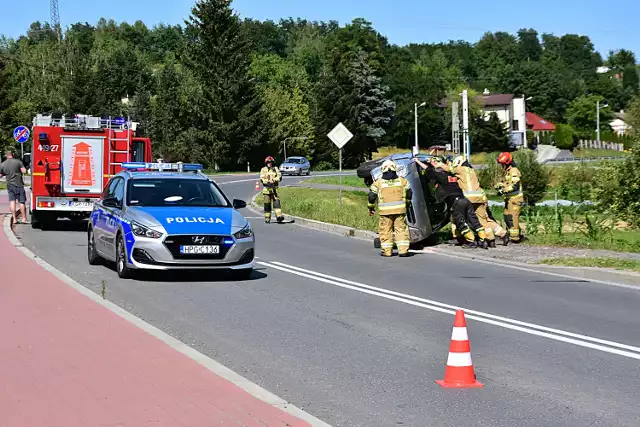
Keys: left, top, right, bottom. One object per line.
{"left": 218, "top": 173, "right": 356, "bottom": 185}
{"left": 258, "top": 260, "right": 640, "bottom": 360}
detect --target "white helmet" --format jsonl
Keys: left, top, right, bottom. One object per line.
{"left": 452, "top": 156, "right": 465, "bottom": 168}
{"left": 381, "top": 160, "right": 397, "bottom": 173}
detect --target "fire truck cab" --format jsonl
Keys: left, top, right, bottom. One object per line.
{"left": 30, "top": 114, "right": 153, "bottom": 229}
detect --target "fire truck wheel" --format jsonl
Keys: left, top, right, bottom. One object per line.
{"left": 116, "top": 235, "right": 133, "bottom": 279}
{"left": 87, "top": 228, "right": 102, "bottom": 266}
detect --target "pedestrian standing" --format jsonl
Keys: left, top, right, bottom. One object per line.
{"left": 0, "top": 150, "right": 28, "bottom": 225}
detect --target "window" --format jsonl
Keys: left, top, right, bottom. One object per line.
{"left": 113, "top": 178, "right": 125, "bottom": 204}
{"left": 286, "top": 158, "right": 303, "bottom": 164}
{"left": 127, "top": 179, "right": 230, "bottom": 208}
{"left": 512, "top": 120, "right": 519, "bottom": 131}
{"left": 103, "top": 178, "right": 120, "bottom": 199}
{"left": 132, "top": 141, "right": 145, "bottom": 162}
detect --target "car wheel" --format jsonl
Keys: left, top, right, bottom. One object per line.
{"left": 298, "top": 168, "right": 303, "bottom": 176}
{"left": 87, "top": 228, "right": 102, "bottom": 265}
{"left": 116, "top": 235, "right": 133, "bottom": 279}
{"left": 232, "top": 268, "right": 253, "bottom": 280}
{"left": 373, "top": 237, "right": 381, "bottom": 249}
{"left": 306, "top": 169, "right": 311, "bottom": 176}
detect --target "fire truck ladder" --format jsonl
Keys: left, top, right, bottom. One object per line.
{"left": 106, "top": 116, "right": 132, "bottom": 177}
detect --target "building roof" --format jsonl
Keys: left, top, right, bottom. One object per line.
{"left": 526, "top": 112, "right": 556, "bottom": 131}
{"left": 475, "top": 94, "right": 514, "bottom": 107}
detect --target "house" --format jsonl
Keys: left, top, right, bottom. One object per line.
{"left": 610, "top": 110, "right": 632, "bottom": 136}
{"left": 526, "top": 112, "right": 556, "bottom": 147}
{"left": 475, "top": 90, "right": 527, "bottom": 147}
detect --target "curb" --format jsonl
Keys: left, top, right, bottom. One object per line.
{"left": 249, "top": 192, "right": 377, "bottom": 241}
{"left": 1, "top": 215, "right": 331, "bottom": 427}
{"left": 245, "top": 198, "right": 640, "bottom": 288}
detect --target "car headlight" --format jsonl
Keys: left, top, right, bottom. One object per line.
{"left": 234, "top": 223, "right": 253, "bottom": 239}
{"left": 131, "top": 221, "right": 163, "bottom": 239}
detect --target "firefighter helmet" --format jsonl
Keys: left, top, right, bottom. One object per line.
{"left": 265, "top": 156, "right": 275, "bottom": 165}
{"left": 497, "top": 152, "right": 513, "bottom": 165}
{"left": 452, "top": 156, "right": 466, "bottom": 168}
{"left": 381, "top": 159, "right": 397, "bottom": 173}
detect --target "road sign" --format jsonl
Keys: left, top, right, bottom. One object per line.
{"left": 13, "top": 126, "right": 30, "bottom": 144}
{"left": 327, "top": 122, "right": 353, "bottom": 149}
{"left": 327, "top": 123, "right": 353, "bottom": 208}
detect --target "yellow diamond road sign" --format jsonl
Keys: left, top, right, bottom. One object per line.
{"left": 327, "top": 122, "right": 353, "bottom": 149}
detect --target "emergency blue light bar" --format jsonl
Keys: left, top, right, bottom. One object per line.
{"left": 121, "top": 162, "right": 204, "bottom": 172}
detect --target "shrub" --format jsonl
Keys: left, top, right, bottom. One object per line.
{"left": 553, "top": 162, "right": 598, "bottom": 202}
{"left": 313, "top": 160, "right": 334, "bottom": 171}
{"left": 592, "top": 138, "right": 640, "bottom": 226}
{"left": 513, "top": 149, "right": 550, "bottom": 206}
{"left": 478, "top": 157, "right": 502, "bottom": 191}
{"left": 555, "top": 124, "right": 576, "bottom": 150}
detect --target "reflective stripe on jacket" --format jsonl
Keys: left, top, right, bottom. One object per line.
{"left": 260, "top": 166, "right": 282, "bottom": 195}
{"left": 452, "top": 165, "right": 487, "bottom": 204}
{"left": 369, "top": 177, "right": 410, "bottom": 215}
{"left": 501, "top": 166, "right": 522, "bottom": 197}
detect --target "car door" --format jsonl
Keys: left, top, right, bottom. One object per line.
{"left": 94, "top": 178, "right": 118, "bottom": 254}
{"left": 102, "top": 177, "right": 125, "bottom": 257}
{"left": 302, "top": 157, "right": 310, "bottom": 173}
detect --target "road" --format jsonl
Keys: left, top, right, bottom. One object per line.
{"left": 14, "top": 171, "right": 640, "bottom": 427}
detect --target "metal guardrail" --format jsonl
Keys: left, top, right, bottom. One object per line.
{"left": 541, "top": 156, "right": 626, "bottom": 164}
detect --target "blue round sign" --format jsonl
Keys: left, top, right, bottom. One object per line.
{"left": 13, "top": 126, "right": 30, "bottom": 144}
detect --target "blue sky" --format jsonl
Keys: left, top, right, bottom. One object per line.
{"left": 2, "top": 0, "right": 638, "bottom": 59}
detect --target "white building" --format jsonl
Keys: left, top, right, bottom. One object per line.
{"left": 476, "top": 90, "right": 528, "bottom": 147}
{"left": 610, "top": 110, "right": 632, "bottom": 136}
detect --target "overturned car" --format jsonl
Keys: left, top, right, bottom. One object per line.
{"left": 357, "top": 152, "right": 452, "bottom": 248}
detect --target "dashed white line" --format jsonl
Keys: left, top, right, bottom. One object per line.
{"left": 258, "top": 260, "right": 640, "bottom": 361}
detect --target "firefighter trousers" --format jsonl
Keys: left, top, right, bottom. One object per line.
{"left": 263, "top": 190, "right": 282, "bottom": 222}
{"left": 379, "top": 214, "right": 410, "bottom": 257}
{"left": 451, "top": 198, "right": 486, "bottom": 243}
{"left": 504, "top": 195, "right": 524, "bottom": 241}
{"left": 473, "top": 202, "right": 506, "bottom": 241}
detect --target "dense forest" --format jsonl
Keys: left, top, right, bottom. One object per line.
{"left": 1, "top": 0, "right": 639, "bottom": 169}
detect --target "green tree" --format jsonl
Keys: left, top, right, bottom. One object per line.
{"left": 184, "top": 0, "right": 264, "bottom": 169}
{"left": 512, "top": 149, "right": 550, "bottom": 206}
{"left": 470, "top": 112, "right": 509, "bottom": 153}
{"left": 566, "top": 95, "right": 615, "bottom": 133}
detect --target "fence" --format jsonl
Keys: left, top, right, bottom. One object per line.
{"left": 578, "top": 140, "right": 625, "bottom": 151}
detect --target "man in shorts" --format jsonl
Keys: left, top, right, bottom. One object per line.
{"left": 0, "top": 150, "right": 28, "bottom": 224}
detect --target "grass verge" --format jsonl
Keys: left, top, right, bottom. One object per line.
{"left": 306, "top": 176, "right": 367, "bottom": 188}
{"left": 277, "top": 187, "right": 378, "bottom": 231}
{"left": 539, "top": 257, "right": 640, "bottom": 272}
{"left": 0, "top": 181, "right": 6, "bottom": 190}
{"left": 572, "top": 148, "right": 628, "bottom": 158}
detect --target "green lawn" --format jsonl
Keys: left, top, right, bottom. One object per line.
{"left": 306, "top": 176, "right": 367, "bottom": 188}
{"left": 572, "top": 148, "right": 628, "bottom": 158}
{"left": 539, "top": 257, "right": 640, "bottom": 272}
{"left": 0, "top": 182, "right": 5, "bottom": 190}
{"left": 277, "top": 187, "right": 378, "bottom": 232}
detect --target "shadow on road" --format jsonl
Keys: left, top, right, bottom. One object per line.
{"left": 99, "top": 262, "right": 269, "bottom": 283}
{"left": 36, "top": 219, "right": 88, "bottom": 233}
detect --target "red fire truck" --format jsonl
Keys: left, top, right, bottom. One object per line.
{"left": 30, "top": 114, "right": 153, "bottom": 229}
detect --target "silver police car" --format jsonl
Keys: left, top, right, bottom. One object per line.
{"left": 87, "top": 162, "right": 255, "bottom": 279}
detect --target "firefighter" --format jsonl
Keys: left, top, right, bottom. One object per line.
{"left": 368, "top": 160, "right": 412, "bottom": 257}
{"left": 260, "top": 156, "right": 284, "bottom": 223}
{"left": 414, "top": 156, "right": 488, "bottom": 249}
{"left": 450, "top": 156, "right": 507, "bottom": 247}
{"left": 495, "top": 152, "right": 524, "bottom": 244}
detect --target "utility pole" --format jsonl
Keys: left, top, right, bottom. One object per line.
{"left": 596, "top": 100, "right": 600, "bottom": 145}
{"left": 414, "top": 101, "right": 426, "bottom": 154}
{"left": 51, "top": 0, "right": 61, "bottom": 41}
{"left": 462, "top": 90, "right": 470, "bottom": 160}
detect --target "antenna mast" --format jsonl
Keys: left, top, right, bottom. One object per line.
{"left": 51, "top": 0, "right": 61, "bottom": 41}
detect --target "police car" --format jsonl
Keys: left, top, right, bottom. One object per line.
{"left": 87, "top": 162, "right": 255, "bottom": 279}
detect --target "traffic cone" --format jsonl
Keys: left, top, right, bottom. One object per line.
{"left": 436, "top": 310, "right": 484, "bottom": 388}
{"left": 255, "top": 180, "right": 260, "bottom": 191}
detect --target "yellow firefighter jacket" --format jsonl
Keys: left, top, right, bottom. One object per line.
{"left": 500, "top": 166, "right": 523, "bottom": 197}
{"left": 260, "top": 166, "right": 282, "bottom": 195}
{"left": 451, "top": 165, "right": 487, "bottom": 204}
{"left": 368, "top": 177, "right": 411, "bottom": 216}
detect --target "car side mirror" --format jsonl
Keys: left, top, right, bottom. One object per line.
{"left": 103, "top": 197, "right": 121, "bottom": 209}
{"left": 232, "top": 199, "right": 247, "bottom": 209}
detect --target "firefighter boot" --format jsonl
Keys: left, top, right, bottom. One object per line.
{"left": 476, "top": 228, "right": 489, "bottom": 249}
{"left": 273, "top": 198, "right": 284, "bottom": 223}
{"left": 461, "top": 228, "right": 477, "bottom": 249}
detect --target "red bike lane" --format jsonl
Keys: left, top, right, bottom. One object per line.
{"left": 0, "top": 215, "right": 314, "bottom": 427}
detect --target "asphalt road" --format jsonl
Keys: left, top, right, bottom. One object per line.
{"left": 14, "top": 171, "right": 640, "bottom": 427}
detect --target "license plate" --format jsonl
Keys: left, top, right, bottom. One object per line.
{"left": 180, "top": 245, "right": 220, "bottom": 254}
{"left": 69, "top": 201, "right": 94, "bottom": 208}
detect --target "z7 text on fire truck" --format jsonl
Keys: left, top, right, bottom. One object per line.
{"left": 29, "top": 114, "right": 153, "bottom": 229}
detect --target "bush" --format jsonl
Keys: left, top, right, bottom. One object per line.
{"left": 313, "top": 160, "right": 335, "bottom": 171}
{"left": 555, "top": 124, "right": 576, "bottom": 150}
{"left": 592, "top": 138, "right": 640, "bottom": 226}
{"left": 553, "top": 162, "right": 598, "bottom": 202}
{"left": 513, "top": 149, "right": 550, "bottom": 206}
{"left": 478, "top": 157, "right": 502, "bottom": 191}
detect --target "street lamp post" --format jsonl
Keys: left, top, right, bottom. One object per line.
{"left": 596, "top": 100, "right": 609, "bottom": 145}
{"left": 414, "top": 102, "right": 426, "bottom": 154}
{"left": 283, "top": 136, "right": 308, "bottom": 161}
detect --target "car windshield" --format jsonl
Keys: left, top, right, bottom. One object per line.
{"left": 285, "top": 158, "right": 303, "bottom": 164}
{"left": 127, "top": 178, "right": 230, "bottom": 208}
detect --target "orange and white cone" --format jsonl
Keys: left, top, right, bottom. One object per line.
{"left": 255, "top": 180, "right": 261, "bottom": 191}
{"left": 436, "top": 310, "right": 484, "bottom": 388}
